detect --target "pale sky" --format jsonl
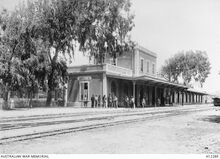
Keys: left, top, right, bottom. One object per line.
{"left": 130, "top": 0, "right": 220, "bottom": 94}
{"left": 1, "top": 0, "right": 220, "bottom": 94}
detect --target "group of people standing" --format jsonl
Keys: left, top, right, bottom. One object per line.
{"left": 124, "top": 96, "right": 135, "bottom": 108}
{"left": 107, "top": 93, "right": 118, "bottom": 108}
{"left": 86, "top": 93, "right": 138, "bottom": 108}
{"left": 85, "top": 93, "right": 167, "bottom": 108}
{"left": 90, "top": 93, "right": 119, "bottom": 108}
{"left": 90, "top": 95, "right": 107, "bottom": 108}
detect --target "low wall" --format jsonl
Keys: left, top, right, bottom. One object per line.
{"left": 0, "top": 98, "right": 64, "bottom": 109}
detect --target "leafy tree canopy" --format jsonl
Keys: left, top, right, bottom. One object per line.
{"left": 24, "top": 0, "right": 135, "bottom": 106}
{"left": 161, "top": 50, "right": 211, "bottom": 87}
{"left": 0, "top": 0, "right": 135, "bottom": 107}
{"left": 0, "top": 6, "right": 48, "bottom": 108}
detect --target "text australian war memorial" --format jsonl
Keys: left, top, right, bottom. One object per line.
{"left": 67, "top": 45, "right": 207, "bottom": 108}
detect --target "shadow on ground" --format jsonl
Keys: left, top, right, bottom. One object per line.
{"left": 201, "top": 115, "right": 220, "bottom": 124}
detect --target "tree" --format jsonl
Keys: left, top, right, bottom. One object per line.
{"left": 0, "top": 0, "right": 135, "bottom": 108}
{"left": 161, "top": 50, "right": 211, "bottom": 87}
{"left": 0, "top": 9, "right": 25, "bottom": 109}
{"left": 24, "top": 0, "right": 88, "bottom": 106}
{"left": 78, "top": 0, "right": 135, "bottom": 64}
{"left": 0, "top": 5, "right": 46, "bottom": 109}
{"left": 26, "top": 0, "right": 135, "bottom": 106}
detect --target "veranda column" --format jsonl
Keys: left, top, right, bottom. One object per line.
{"left": 182, "top": 92, "right": 184, "bottom": 106}
{"left": 175, "top": 91, "right": 178, "bottom": 104}
{"left": 192, "top": 93, "right": 194, "bottom": 103}
{"left": 176, "top": 92, "right": 179, "bottom": 104}
{"left": 182, "top": 92, "right": 184, "bottom": 105}
{"left": 194, "top": 93, "right": 196, "bottom": 103}
{"left": 186, "top": 93, "right": 189, "bottom": 104}
{"left": 133, "top": 81, "right": 136, "bottom": 108}
{"left": 170, "top": 88, "right": 173, "bottom": 105}
{"left": 163, "top": 88, "right": 166, "bottom": 105}
{"left": 136, "top": 85, "right": 140, "bottom": 107}
{"left": 103, "top": 73, "right": 108, "bottom": 108}
{"left": 149, "top": 86, "right": 153, "bottom": 106}
{"left": 189, "top": 93, "right": 191, "bottom": 104}
{"left": 189, "top": 93, "right": 191, "bottom": 103}
{"left": 178, "top": 91, "right": 181, "bottom": 105}
{"left": 175, "top": 90, "right": 178, "bottom": 105}
{"left": 172, "top": 90, "right": 175, "bottom": 104}
{"left": 170, "top": 89, "right": 173, "bottom": 104}
{"left": 154, "top": 86, "right": 157, "bottom": 107}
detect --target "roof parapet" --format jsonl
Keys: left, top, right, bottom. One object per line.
{"left": 136, "top": 45, "right": 157, "bottom": 58}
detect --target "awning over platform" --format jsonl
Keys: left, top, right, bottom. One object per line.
{"left": 134, "top": 75, "right": 188, "bottom": 90}
{"left": 187, "top": 88, "right": 208, "bottom": 95}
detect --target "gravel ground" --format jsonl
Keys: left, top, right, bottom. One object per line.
{"left": 1, "top": 106, "right": 220, "bottom": 154}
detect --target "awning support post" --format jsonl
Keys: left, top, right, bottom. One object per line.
{"left": 154, "top": 86, "right": 157, "bottom": 107}
{"left": 133, "top": 81, "right": 136, "bottom": 109}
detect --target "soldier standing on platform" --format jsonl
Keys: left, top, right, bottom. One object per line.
{"left": 131, "top": 96, "right": 135, "bottom": 108}
{"left": 91, "top": 95, "right": 95, "bottom": 108}
{"left": 102, "top": 95, "right": 107, "bottom": 108}
{"left": 95, "top": 95, "right": 98, "bottom": 107}
{"left": 125, "top": 96, "right": 129, "bottom": 108}
{"left": 142, "top": 98, "right": 146, "bottom": 108}
{"left": 98, "top": 95, "right": 101, "bottom": 107}
{"left": 113, "top": 95, "right": 118, "bottom": 108}
{"left": 84, "top": 94, "right": 88, "bottom": 107}
{"left": 108, "top": 93, "right": 112, "bottom": 108}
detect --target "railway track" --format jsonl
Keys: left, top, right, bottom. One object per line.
{"left": 0, "top": 105, "right": 210, "bottom": 123}
{"left": 0, "top": 106, "right": 211, "bottom": 131}
{"left": 0, "top": 106, "right": 213, "bottom": 144}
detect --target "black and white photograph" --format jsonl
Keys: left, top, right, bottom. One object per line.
{"left": 0, "top": 0, "right": 220, "bottom": 157}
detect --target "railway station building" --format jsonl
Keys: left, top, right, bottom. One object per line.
{"left": 67, "top": 45, "right": 207, "bottom": 108}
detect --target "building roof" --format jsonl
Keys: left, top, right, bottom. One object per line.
{"left": 136, "top": 45, "right": 157, "bottom": 58}
{"left": 187, "top": 88, "right": 208, "bottom": 95}
{"left": 134, "top": 75, "right": 188, "bottom": 89}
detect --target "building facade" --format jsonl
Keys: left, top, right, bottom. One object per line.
{"left": 67, "top": 45, "right": 207, "bottom": 107}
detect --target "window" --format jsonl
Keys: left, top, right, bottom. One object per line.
{"left": 140, "top": 58, "right": 144, "bottom": 72}
{"left": 152, "top": 63, "right": 155, "bottom": 74}
{"left": 80, "top": 82, "right": 89, "bottom": 101}
{"left": 147, "top": 60, "right": 150, "bottom": 73}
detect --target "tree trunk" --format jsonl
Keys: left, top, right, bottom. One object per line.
{"left": 3, "top": 90, "right": 11, "bottom": 110}
{"left": 46, "top": 48, "right": 58, "bottom": 107}
{"left": 28, "top": 91, "right": 33, "bottom": 108}
{"left": 63, "top": 83, "right": 68, "bottom": 107}
{"left": 46, "top": 89, "right": 53, "bottom": 107}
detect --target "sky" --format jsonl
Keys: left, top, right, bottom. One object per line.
{"left": 130, "top": 0, "right": 220, "bottom": 94}
{"left": 0, "top": 0, "right": 220, "bottom": 94}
